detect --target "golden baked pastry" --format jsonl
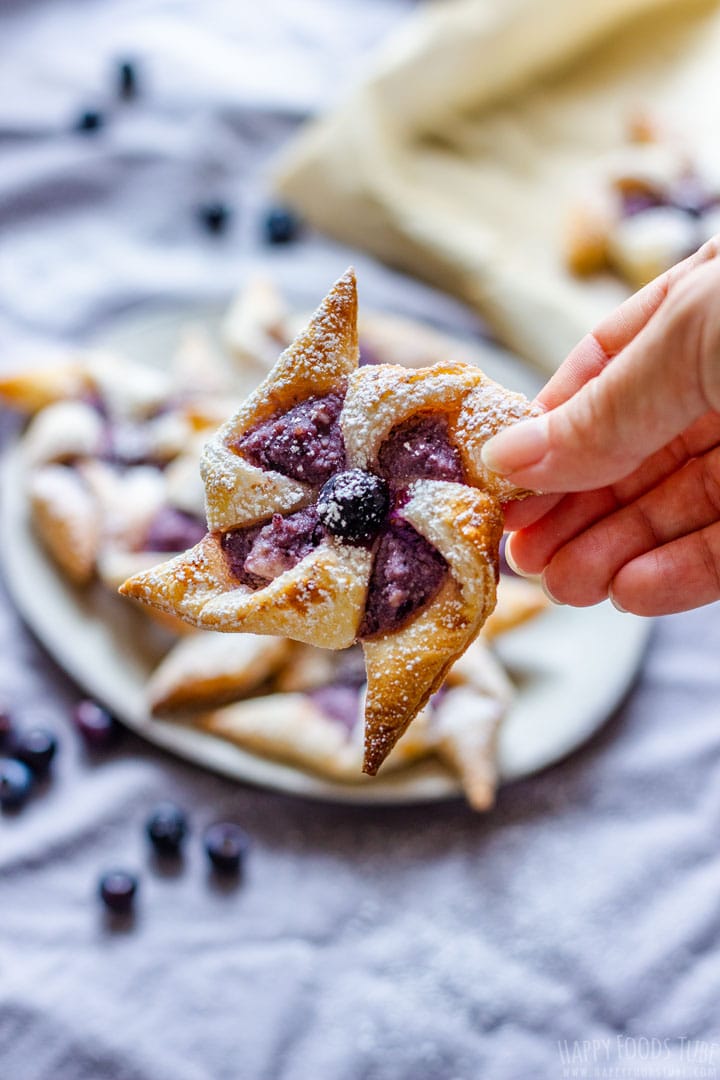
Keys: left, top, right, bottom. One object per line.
{"left": 198, "top": 637, "right": 513, "bottom": 811}
{"left": 146, "top": 573, "right": 546, "bottom": 716}
{"left": 121, "top": 269, "right": 538, "bottom": 775}
{"left": 481, "top": 575, "right": 549, "bottom": 640}
{"left": 2, "top": 350, "right": 221, "bottom": 594}
{"left": 148, "top": 633, "right": 291, "bottom": 714}
{"left": 564, "top": 121, "right": 720, "bottom": 288}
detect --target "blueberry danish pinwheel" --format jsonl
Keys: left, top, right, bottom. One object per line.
{"left": 120, "top": 270, "right": 538, "bottom": 774}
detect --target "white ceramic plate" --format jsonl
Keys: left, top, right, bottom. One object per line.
{"left": 0, "top": 305, "right": 651, "bottom": 803}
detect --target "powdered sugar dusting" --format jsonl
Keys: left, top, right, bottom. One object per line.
{"left": 316, "top": 468, "right": 389, "bottom": 542}
{"left": 236, "top": 391, "right": 346, "bottom": 484}
{"left": 240, "top": 507, "right": 324, "bottom": 583}
{"left": 453, "top": 379, "right": 541, "bottom": 500}
{"left": 197, "top": 540, "right": 373, "bottom": 650}
{"left": 212, "top": 268, "right": 358, "bottom": 455}
{"left": 120, "top": 535, "right": 231, "bottom": 621}
{"left": 201, "top": 270, "right": 357, "bottom": 528}
{"left": 376, "top": 412, "right": 464, "bottom": 484}
{"left": 401, "top": 480, "right": 501, "bottom": 611}
{"left": 201, "top": 439, "right": 311, "bottom": 531}
{"left": 359, "top": 522, "right": 447, "bottom": 639}
{"left": 342, "top": 362, "right": 479, "bottom": 470}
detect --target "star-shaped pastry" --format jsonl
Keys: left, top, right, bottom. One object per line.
{"left": 120, "top": 269, "right": 538, "bottom": 774}
{"left": 197, "top": 636, "right": 515, "bottom": 811}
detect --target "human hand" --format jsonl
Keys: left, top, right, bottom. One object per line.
{"left": 481, "top": 238, "right": 720, "bottom": 616}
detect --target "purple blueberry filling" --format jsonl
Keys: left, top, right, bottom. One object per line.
{"left": 377, "top": 413, "right": 464, "bottom": 485}
{"left": 308, "top": 685, "right": 361, "bottom": 733}
{"left": 620, "top": 176, "right": 720, "bottom": 220}
{"left": 359, "top": 522, "right": 447, "bottom": 639}
{"left": 670, "top": 176, "right": 719, "bottom": 218}
{"left": 307, "top": 647, "right": 366, "bottom": 732}
{"left": 237, "top": 391, "right": 346, "bottom": 486}
{"left": 223, "top": 507, "right": 324, "bottom": 588}
{"left": 229, "top": 400, "right": 458, "bottom": 635}
{"left": 620, "top": 190, "right": 664, "bottom": 218}
{"left": 221, "top": 524, "right": 266, "bottom": 589}
{"left": 144, "top": 507, "right": 207, "bottom": 552}
{"left": 332, "top": 645, "right": 367, "bottom": 688}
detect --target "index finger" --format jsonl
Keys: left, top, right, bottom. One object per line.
{"left": 537, "top": 235, "right": 720, "bottom": 412}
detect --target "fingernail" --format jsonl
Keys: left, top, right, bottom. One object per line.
{"left": 481, "top": 416, "right": 549, "bottom": 477}
{"left": 540, "top": 570, "right": 563, "bottom": 605}
{"left": 609, "top": 588, "right": 627, "bottom": 613}
{"left": 504, "top": 536, "right": 531, "bottom": 579}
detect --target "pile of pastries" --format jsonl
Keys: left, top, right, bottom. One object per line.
{"left": 564, "top": 115, "right": 720, "bottom": 288}
{"left": 0, "top": 278, "right": 547, "bottom": 810}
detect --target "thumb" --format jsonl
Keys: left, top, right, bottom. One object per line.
{"left": 481, "top": 261, "right": 720, "bottom": 492}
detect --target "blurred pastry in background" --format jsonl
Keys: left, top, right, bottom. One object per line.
{"left": 146, "top": 574, "right": 547, "bottom": 810}
{"left": 564, "top": 115, "right": 720, "bottom": 288}
{"left": 198, "top": 637, "right": 515, "bottom": 811}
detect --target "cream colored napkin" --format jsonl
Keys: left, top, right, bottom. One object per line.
{"left": 276, "top": 0, "right": 720, "bottom": 373}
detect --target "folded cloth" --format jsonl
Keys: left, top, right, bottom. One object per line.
{"left": 276, "top": 0, "right": 720, "bottom": 373}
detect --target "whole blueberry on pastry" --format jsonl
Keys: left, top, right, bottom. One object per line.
{"left": 120, "top": 269, "right": 539, "bottom": 774}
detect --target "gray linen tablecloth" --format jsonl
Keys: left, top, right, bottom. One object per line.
{"left": 2, "top": 3, "right": 720, "bottom": 1079}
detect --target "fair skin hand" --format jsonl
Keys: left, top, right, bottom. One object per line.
{"left": 480, "top": 237, "right": 720, "bottom": 616}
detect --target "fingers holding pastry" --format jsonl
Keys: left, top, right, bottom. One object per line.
{"left": 547, "top": 230, "right": 720, "bottom": 412}
{"left": 482, "top": 250, "right": 720, "bottom": 495}
{"left": 512, "top": 403, "right": 716, "bottom": 569}
{"left": 536, "top": 442, "right": 720, "bottom": 608}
